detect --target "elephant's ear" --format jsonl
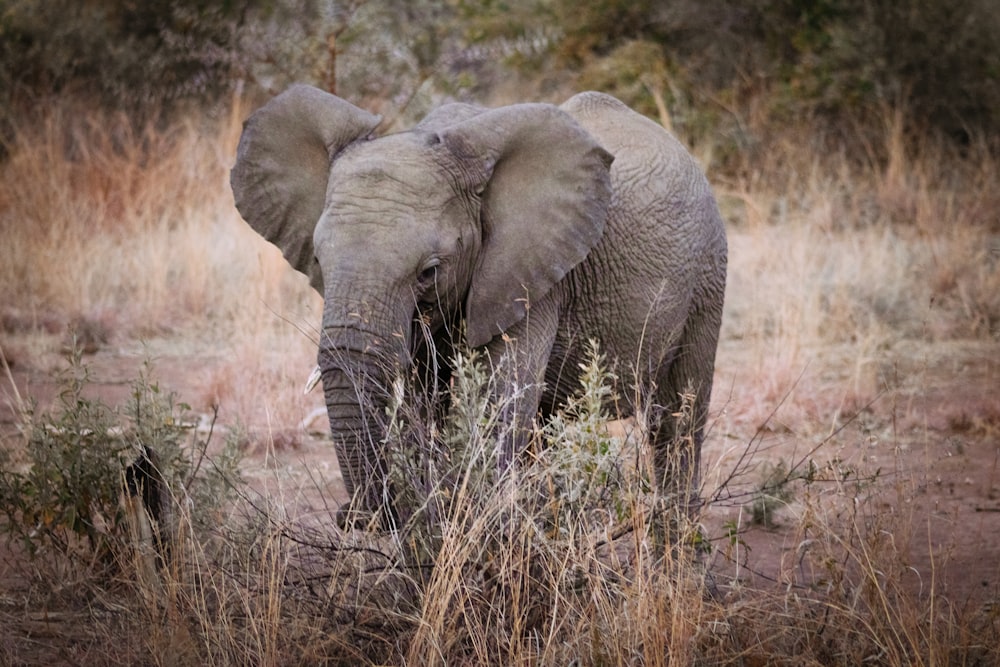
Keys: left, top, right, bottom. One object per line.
{"left": 438, "top": 104, "right": 614, "bottom": 347}
{"left": 230, "top": 85, "right": 381, "bottom": 293}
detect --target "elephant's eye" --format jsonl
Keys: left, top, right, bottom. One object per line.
{"left": 417, "top": 261, "right": 439, "bottom": 285}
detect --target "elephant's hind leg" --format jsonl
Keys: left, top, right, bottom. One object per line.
{"left": 648, "top": 302, "right": 722, "bottom": 516}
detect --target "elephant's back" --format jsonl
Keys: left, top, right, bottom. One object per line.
{"left": 561, "top": 90, "right": 725, "bottom": 280}
{"left": 556, "top": 92, "right": 726, "bottom": 376}
{"left": 561, "top": 92, "right": 691, "bottom": 171}
{"left": 560, "top": 92, "right": 717, "bottom": 233}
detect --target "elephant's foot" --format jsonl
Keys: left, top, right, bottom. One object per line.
{"left": 335, "top": 502, "right": 398, "bottom": 532}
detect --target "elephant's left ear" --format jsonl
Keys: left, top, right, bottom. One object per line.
{"left": 230, "top": 85, "right": 381, "bottom": 294}
{"left": 438, "top": 104, "right": 614, "bottom": 347}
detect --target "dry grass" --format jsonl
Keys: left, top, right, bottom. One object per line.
{"left": 1, "top": 96, "right": 999, "bottom": 664}
{"left": 713, "top": 112, "right": 1000, "bottom": 435}
{"left": 0, "top": 107, "right": 321, "bottom": 333}
{"left": 0, "top": 94, "right": 323, "bottom": 435}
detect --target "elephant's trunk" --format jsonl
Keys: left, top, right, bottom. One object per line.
{"left": 318, "top": 330, "right": 398, "bottom": 521}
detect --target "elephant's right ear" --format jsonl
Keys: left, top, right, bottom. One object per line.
{"left": 230, "top": 85, "right": 381, "bottom": 293}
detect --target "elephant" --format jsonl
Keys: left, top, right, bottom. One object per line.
{"left": 231, "top": 85, "right": 727, "bottom": 527}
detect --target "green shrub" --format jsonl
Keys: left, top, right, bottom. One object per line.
{"left": 537, "top": 340, "right": 638, "bottom": 534}
{"left": 0, "top": 344, "right": 242, "bottom": 570}
{"left": 471, "top": 0, "right": 1000, "bottom": 150}
{"left": 380, "top": 339, "right": 662, "bottom": 574}
{"left": 0, "top": 0, "right": 251, "bottom": 121}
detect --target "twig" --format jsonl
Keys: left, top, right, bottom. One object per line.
{"left": 185, "top": 404, "right": 219, "bottom": 491}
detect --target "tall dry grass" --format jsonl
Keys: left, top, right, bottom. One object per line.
{"left": 2, "top": 95, "right": 999, "bottom": 664}
{"left": 711, "top": 113, "right": 1000, "bottom": 435}
{"left": 3, "top": 101, "right": 264, "bottom": 328}
{"left": 0, "top": 96, "right": 323, "bottom": 433}
{"left": 5, "top": 341, "right": 995, "bottom": 665}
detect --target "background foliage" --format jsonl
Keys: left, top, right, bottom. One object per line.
{"left": 2, "top": 0, "right": 997, "bottom": 151}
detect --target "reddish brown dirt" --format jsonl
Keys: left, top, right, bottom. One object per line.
{"left": 703, "top": 338, "right": 1000, "bottom": 605}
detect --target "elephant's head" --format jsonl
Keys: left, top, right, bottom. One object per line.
{"left": 231, "top": 85, "right": 613, "bottom": 523}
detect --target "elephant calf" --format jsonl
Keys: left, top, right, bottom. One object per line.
{"left": 231, "top": 86, "right": 727, "bottom": 526}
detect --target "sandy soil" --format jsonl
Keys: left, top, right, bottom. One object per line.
{"left": 706, "top": 337, "right": 1000, "bottom": 604}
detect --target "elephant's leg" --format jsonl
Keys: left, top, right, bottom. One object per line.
{"left": 483, "top": 295, "right": 561, "bottom": 472}
{"left": 649, "top": 302, "right": 723, "bottom": 515}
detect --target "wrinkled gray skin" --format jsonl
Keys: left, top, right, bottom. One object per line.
{"left": 231, "top": 85, "right": 727, "bottom": 526}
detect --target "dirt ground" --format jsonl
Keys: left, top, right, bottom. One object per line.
{"left": 2, "top": 330, "right": 999, "bottom": 609}
{"left": 706, "top": 337, "right": 1000, "bottom": 605}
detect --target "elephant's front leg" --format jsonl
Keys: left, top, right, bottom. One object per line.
{"left": 483, "top": 296, "right": 561, "bottom": 473}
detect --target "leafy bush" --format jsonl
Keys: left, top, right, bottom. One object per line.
{"left": 471, "top": 0, "right": 1000, "bottom": 150}
{"left": 0, "top": 353, "right": 126, "bottom": 559}
{"left": 0, "top": 344, "right": 242, "bottom": 571}
{"left": 0, "top": 0, "right": 479, "bottom": 128}
{"left": 0, "top": 0, "right": 250, "bottom": 120}
{"left": 759, "top": 0, "right": 1000, "bottom": 144}
{"left": 3, "top": 0, "right": 997, "bottom": 150}
{"left": 538, "top": 341, "right": 637, "bottom": 532}
{"left": 381, "top": 340, "right": 657, "bottom": 561}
